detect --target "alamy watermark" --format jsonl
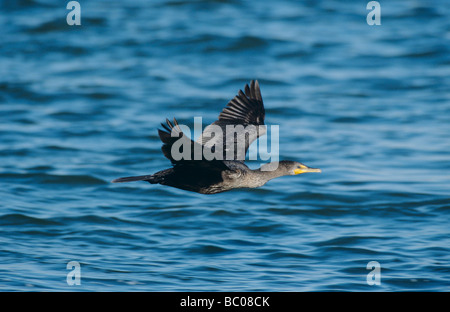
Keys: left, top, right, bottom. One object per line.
{"left": 66, "top": 1, "right": 81, "bottom": 26}
{"left": 366, "top": 261, "right": 381, "bottom": 285}
{"left": 367, "top": 1, "right": 381, "bottom": 25}
{"left": 67, "top": 261, "right": 81, "bottom": 286}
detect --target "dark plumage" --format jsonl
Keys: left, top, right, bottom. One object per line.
{"left": 112, "top": 80, "right": 321, "bottom": 194}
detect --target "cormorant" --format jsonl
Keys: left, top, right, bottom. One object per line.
{"left": 112, "top": 80, "right": 321, "bottom": 194}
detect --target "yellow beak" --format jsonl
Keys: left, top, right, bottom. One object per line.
{"left": 294, "top": 167, "right": 322, "bottom": 175}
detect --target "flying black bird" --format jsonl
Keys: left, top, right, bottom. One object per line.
{"left": 112, "top": 80, "right": 321, "bottom": 194}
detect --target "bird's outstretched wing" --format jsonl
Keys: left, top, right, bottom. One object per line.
{"left": 198, "top": 80, "right": 266, "bottom": 161}
{"left": 158, "top": 118, "right": 229, "bottom": 171}
{"left": 218, "top": 79, "right": 265, "bottom": 126}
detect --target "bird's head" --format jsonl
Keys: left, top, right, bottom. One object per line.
{"left": 281, "top": 160, "right": 322, "bottom": 175}
{"left": 260, "top": 160, "right": 321, "bottom": 175}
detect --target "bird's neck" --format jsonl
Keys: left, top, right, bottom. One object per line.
{"left": 249, "top": 164, "right": 287, "bottom": 186}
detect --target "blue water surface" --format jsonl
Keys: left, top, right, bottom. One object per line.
{"left": 0, "top": 0, "right": 449, "bottom": 291}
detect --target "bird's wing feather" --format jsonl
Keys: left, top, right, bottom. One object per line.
{"left": 218, "top": 79, "right": 265, "bottom": 125}
{"left": 198, "top": 80, "right": 267, "bottom": 161}
{"left": 158, "top": 118, "right": 229, "bottom": 171}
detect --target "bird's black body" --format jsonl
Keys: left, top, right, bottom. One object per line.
{"left": 112, "top": 80, "right": 321, "bottom": 194}
{"left": 148, "top": 165, "right": 227, "bottom": 194}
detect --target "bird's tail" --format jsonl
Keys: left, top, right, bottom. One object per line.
{"left": 111, "top": 175, "right": 154, "bottom": 183}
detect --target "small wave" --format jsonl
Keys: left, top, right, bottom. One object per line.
{"left": 235, "top": 220, "right": 290, "bottom": 236}
{"left": 312, "top": 235, "right": 385, "bottom": 247}
{"left": 222, "top": 35, "right": 269, "bottom": 52}
{"left": 2, "top": 0, "right": 56, "bottom": 11}
{"left": 0, "top": 82, "right": 52, "bottom": 103}
{"left": 185, "top": 243, "right": 234, "bottom": 255}
{"left": 0, "top": 173, "right": 107, "bottom": 185}
{"left": 26, "top": 165, "right": 54, "bottom": 171}
{"left": 42, "top": 145, "right": 79, "bottom": 151}
{"left": 25, "top": 19, "right": 68, "bottom": 35}
{"left": 57, "top": 214, "right": 126, "bottom": 226}
{"left": 264, "top": 251, "right": 311, "bottom": 260}
{"left": 0, "top": 213, "right": 61, "bottom": 226}
{"left": 47, "top": 111, "right": 88, "bottom": 121}
{"left": 319, "top": 246, "right": 389, "bottom": 257}
{"left": 83, "top": 91, "right": 117, "bottom": 100}
{"left": 392, "top": 6, "right": 443, "bottom": 19}
{"left": 163, "top": 0, "right": 237, "bottom": 8}
{"left": 382, "top": 276, "right": 445, "bottom": 291}
{"left": 330, "top": 116, "right": 364, "bottom": 124}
